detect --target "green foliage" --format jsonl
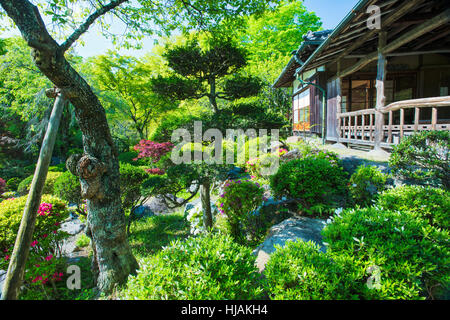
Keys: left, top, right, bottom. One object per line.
{"left": 149, "top": 112, "right": 202, "bottom": 142}
{"left": 119, "top": 234, "right": 263, "bottom": 300}
{"left": 151, "top": 39, "right": 261, "bottom": 112}
{"left": 389, "top": 131, "right": 449, "bottom": 189}
{"left": 120, "top": 163, "right": 149, "bottom": 210}
{"left": 48, "top": 164, "right": 66, "bottom": 172}
{"left": 0, "top": 195, "right": 70, "bottom": 290}
{"left": 349, "top": 165, "right": 388, "bottom": 207}
{"left": 217, "top": 180, "right": 265, "bottom": 245}
{"left": 75, "top": 233, "right": 90, "bottom": 249}
{"left": 377, "top": 185, "right": 450, "bottom": 230}
{"left": 322, "top": 207, "right": 450, "bottom": 299}
{"left": 264, "top": 241, "right": 366, "bottom": 300}
{"left": 53, "top": 171, "right": 82, "bottom": 208}
{"left": 17, "top": 172, "right": 63, "bottom": 196}
{"left": 270, "top": 158, "right": 348, "bottom": 217}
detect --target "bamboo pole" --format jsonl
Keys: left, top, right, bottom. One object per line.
{"left": 1, "top": 89, "right": 66, "bottom": 300}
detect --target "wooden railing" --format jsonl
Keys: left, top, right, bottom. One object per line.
{"left": 336, "top": 96, "right": 450, "bottom": 148}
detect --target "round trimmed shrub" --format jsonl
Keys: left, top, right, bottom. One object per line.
{"left": 6, "top": 177, "right": 21, "bottom": 192}
{"left": 377, "top": 185, "right": 450, "bottom": 229}
{"left": 217, "top": 179, "right": 265, "bottom": 245}
{"left": 270, "top": 158, "right": 348, "bottom": 217}
{"left": 53, "top": 171, "right": 82, "bottom": 207}
{"left": 349, "top": 165, "right": 388, "bottom": 207}
{"left": 17, "top": 172, "right": 63, "bottom": 196}
{"left": 119, "top": 234, "right": 263, "bottom": 300}
{"left": 322, "top": 207, "right": 450, "bottom": 299}
{"left": 264, "top": 241, "right": 367, "bottom": 300}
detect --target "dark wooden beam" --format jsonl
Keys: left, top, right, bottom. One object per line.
{"left": 334, "top": 0, "right": 427, "bottom": 62}
{"left": 413, "top": 28, "right": 450, "bottom": 50}
{"left": 336, "top": 8, "right": 450, "bottom": 79}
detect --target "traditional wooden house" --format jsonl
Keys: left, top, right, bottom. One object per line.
{"left": 274, "top": 0, "right": 450, "bottom": 153}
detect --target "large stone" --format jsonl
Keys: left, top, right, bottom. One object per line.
{"left": 142, "top": 195, "right": 184, "bottom": 215}
{"left": 286, "top": 136, "right": 302, "bottom": 144}
{"left": 280, "top": 148, "right": 301, "bottom": 161}
{"left": 253, "top": 217, "right": 327, "bottom": 272}
{"left": 61, "top": 218, "right": 86, "bottom": 236}
{"left": 133, "top": 205, "right": 155, "bottom": 219}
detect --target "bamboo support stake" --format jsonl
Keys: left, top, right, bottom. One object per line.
{"left": 1, "top": 89, "right": 66, "bottom": 300}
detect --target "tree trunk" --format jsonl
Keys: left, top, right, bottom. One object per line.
{"left": 200, "top": 180, "right": 213, "bottom": 231}
{"left": 0, "top": 0, "right": 138, "bottom": 294}
{"left": 208, "top": 77, "right": 218, "bottom": 113}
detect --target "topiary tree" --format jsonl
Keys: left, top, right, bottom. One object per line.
{"left": 150, "top": 39, "right": 262, "bottom": 113}
{"left": 270, "top": 158, "right": 348, "bottom": 217}
{"left": 348, "top": 165, "right": 388, "bottom": 207}
{"left": 390, "top": 131, "right": 449, "bottom": 189}
{"left": 53, "top": 171, "right": 83, "bottom": 216}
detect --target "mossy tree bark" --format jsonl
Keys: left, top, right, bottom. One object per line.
{"left": 0, "top": 0, "right": 138, "bottom": 295}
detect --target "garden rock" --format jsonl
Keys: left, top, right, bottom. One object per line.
{"left": 280, "top": 148, "right": 301, "bottom": 161}
{"left": 253, "top": 217, "right": 327, "bottom": 272}
{"left": 133, "top": 205, "right": 155, "bottom": 219}
{"left": 286, "top": 136, "right": 302, "bottom": 144}
{"left": 61, "top": 218, "right": 86, "bottom": 236}
{"left": 142, "top": 195, "right": 184, "bottom": 215}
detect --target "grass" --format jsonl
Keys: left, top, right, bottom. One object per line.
{"left": 127, "top": 209, "right": 191, "bottom": 259}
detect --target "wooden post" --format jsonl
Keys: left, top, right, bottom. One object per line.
{"left": 1, "top": 89, "right": 66, "bottom": 300}
{"left": 414, "top": 107, "right": 420, "bottom": 131}
{"left": 372, "top": 31, "right": 388, "bottom": 153}
{"left": 431, "top": 108, "right": 438, "bottom": 130}
{"left": 388, "top": 111, "right": 393, "bottom": 143}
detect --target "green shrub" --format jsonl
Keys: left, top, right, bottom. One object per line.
{"left": 390, "top": 130, "right": 449, "bottom": 189}
{"left": 17, "top": 172, "right": 63, "bottom": 196}
{"left": 245, "top": 152, "right": 281, "bottom": 182}
{"left": 53, "top": 171, "right": 82, "bottom": 208}
{"left": 305, "top": 149, "right": 341, "bottom": 167}
{"left": 270, "top": 158, "right": 348, "bottom": 217}
{"left": 322, "top": 207, "right": 450, "bottom": 299}
{"left": 120, "top": 163, "right": 149, "bottom": 210}
{"left": 6, "top": 177, "right": 21, "bottom": 192}
{"left": 377, "top": 185, "right": 450, "bottom": 229}
{"left": 349, "top": 165, "right": 388, "bottom": 207}
{"left": 75, "top": 233, "right": 90, "bottom": 248}
{"left": 118, "top": 151, "right": 146, "bottom": 166}
{"left": 119, "top": 234, "right": 263, "bottom": 300}
{"left": 264, "top": 241, "right": 367, "bottom": 300}
{"left": 48, "top": 164, "right": 66, "bottom": 172}
{"left": 0, "top": 195, "right": 69, "bottom": 289}
{"left": 217, "top": 179, "right": 265, "bottom": 245}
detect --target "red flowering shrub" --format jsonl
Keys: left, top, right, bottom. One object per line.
{"left": 0, "top": 177, "right": 5, "bottom": 194}
{"left": 0, "top": 195, "right": 69, "bottom": 288}
{"left": 145, "top": 168, "right": 166, "bottom": 175}
{"left": 134, "top": 140, "right": 174, "bottom": 163}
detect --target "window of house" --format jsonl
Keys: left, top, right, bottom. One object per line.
{"left": 293, "top": 89, "right": 310, "bottom": 130}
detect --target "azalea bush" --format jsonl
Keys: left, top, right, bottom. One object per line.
{"left": 216, "top": 179, "right": 265, "bottom": 245}
{"left": 390, "top": 130, "right": 449, "bottom": 189}
{"left": 245, "top": 151, "right": 284, "bottom": 183}
{"left": 119, "top": 234, "right": 263, "bottom": 300}
{"left": 0, "top": 195, "right": 69, "bottom": 293}
{"left": 348, "top": 165, "right": 388, "bottom": 207}
{"left": 17, "top": 172, "right": 63, "bottom": 196}
{"left": 322, "top": 207, "right": 450, "bottom": 299}
{"left": 264, "top": 241, "right": 367, "bottom": 300}
{"left": 270, "top": 158, "right": 348, "bottom": 217}
{"left": 377, "top": 185, "right": 450, "bottom": 230}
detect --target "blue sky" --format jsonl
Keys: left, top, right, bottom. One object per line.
{"left": 2, "top": 0, "right": 360, "bottom": 58}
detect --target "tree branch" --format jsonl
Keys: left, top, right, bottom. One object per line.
{"left": 60, "top": 0, "right": 129, "bottom": 52}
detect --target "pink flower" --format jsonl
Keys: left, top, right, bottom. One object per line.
{"left": 4, "top": 255, "right": 10, "bottom": 261}
{"left": 44, "top": 255, "right": 53, "bottom": 261}
{"left": 31, "top": 240, "right": 38, "bottom": 247}
{"left": 42, "top": 234, "right": 48, "bottom": 238}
